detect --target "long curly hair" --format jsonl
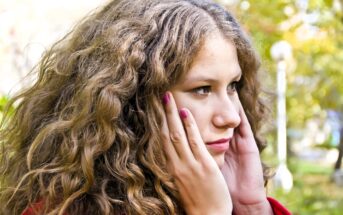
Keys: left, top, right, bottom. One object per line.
{"left": 0, "top": 0, "right": 267, "bottom": 214}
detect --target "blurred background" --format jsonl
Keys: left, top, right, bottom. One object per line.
{"left": 0, "top": 0, "right": 342, "bottom": 214}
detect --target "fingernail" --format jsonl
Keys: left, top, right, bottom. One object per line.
{"left": 179, "top": 109, "right": 187, "bottom": 119}
{"left": 162, "top": 92, "right": 170, "bottom": 105}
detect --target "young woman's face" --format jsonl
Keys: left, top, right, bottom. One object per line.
{"left": 170, "top": 34, "right": 242, "bottom": 168}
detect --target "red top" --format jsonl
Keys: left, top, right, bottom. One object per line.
{"left": 23, "top": 197, "right": 291, "bottom": 215}
{"left": 267, "top": 197, "right": 292, "bottom": 215}
{"left": 22, "top": 200, "right": 44, "bottom": 215}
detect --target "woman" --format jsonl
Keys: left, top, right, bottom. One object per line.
{"left": 0, "top": 0, "right": 291, "bottom": 214}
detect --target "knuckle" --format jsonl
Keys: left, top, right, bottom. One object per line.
{"left": 170, "top": 165, "right": 188, "bottom": 179}
{"left": 174, "top": 167, "right": 187, "bottom": 179}
{"left": 160, "top": 132, "right": 169, "bottom": 143}
{"left": 174, "top": 162, "right": 201, "bottom": 180}
{"left": 169, "top": 130, "right": 182, "bottom": 143}
{"left": 173, "top": 162, "right": 198, "bottom": 179}
{"left": 187, "top": 137, "right": 198, "bottom": 147}
{"left": 186, "top": 160, "right": 198, "bottom": 169}
{"left": 184, "top": 120, "right": 194, "bottom": 131}
{"left": 201, "top": 161, "right": 217, "bottom": 173}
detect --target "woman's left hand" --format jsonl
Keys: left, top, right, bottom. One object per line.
{"left": 220, "top": 102, "right": 273, "bottom": 215}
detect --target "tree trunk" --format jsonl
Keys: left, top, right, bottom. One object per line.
{"left": 334, "top": 127, "right": 343, "bottom": 170}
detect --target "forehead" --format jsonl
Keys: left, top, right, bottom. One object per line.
{"left": 179, "top": 33, "right": 242, "bottom": 83}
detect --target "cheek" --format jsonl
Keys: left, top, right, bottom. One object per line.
{"left": 232, "top": 94, "right": 241, "bottom": 112}
{"left": 178, "top": 101, "right": 207, "bottom": 126}
{"left": 171, "top": 93, "right": 201, "bottom": 116}
{"left": 185, "top": 102, "right": 213, "bottom": 139}
{"left": 188, "top": 105, "right": 208, "bottom": 123}
{"left": 172, "top": 94, "right": 209, "bottom": 134}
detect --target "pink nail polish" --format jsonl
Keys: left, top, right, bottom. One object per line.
{"left": 162, "top": 92, "right": 170, "bottom": 105}
{"left": 179, "top": 109, "right": 187, "bottom": 119}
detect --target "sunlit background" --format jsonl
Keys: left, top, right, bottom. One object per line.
{"left": 1, "top": 0, "right": 343, "bottom": 214}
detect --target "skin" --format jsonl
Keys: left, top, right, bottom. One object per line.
{"left": 170, "top": 33, "right": 242, "bottom": 168}
{"left": 162, "top": 33, "right": 274, "bottom": 214}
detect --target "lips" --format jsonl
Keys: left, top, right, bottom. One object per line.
{"left": 205, "top": 138, "right": 231, "bottom": 152}
{"left": 206, "top": 138, "right": 231, "bottom": 145}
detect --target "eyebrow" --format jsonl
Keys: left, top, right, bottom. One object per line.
{"left": 184, "top": 70, "right": 242, "bottom": 83}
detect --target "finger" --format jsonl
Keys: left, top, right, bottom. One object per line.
{"left": 179, "top": 108, "right": 211, "bottom": 161}
{"left": 236, "top": 101, "right": 253, "bottom": 138}
{"left": 161, "top": 108, "right": 178, "bottom": 162}
{"left": 234, "top": 102, "right": 259, "bottom": 153}
{"left": 162, "top": 92, "right": 195, "bottom": 161}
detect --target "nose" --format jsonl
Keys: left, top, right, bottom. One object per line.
{"left": 212, "top": 96, "right": 241, "bottom": 128}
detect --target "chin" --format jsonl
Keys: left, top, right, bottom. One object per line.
{"left": 213, "top": 154, "right": 225, "bottom": 169}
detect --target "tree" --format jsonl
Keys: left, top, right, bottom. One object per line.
{"left": 218, "top": 0, "right": 343, "bottom": 131}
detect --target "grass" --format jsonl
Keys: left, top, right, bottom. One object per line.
{"left": 267, "top": 158, "right": 343, "bottom": 215}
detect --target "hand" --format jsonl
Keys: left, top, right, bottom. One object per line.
{"left": 220, "top": 102, "right": 273, "bottom": 215}
{"left": 162, "top": 92, "right": 232, "bottom": 215}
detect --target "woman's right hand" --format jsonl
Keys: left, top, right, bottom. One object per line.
{"left": 161, "top": 92, "right": 232, "bottom": 215}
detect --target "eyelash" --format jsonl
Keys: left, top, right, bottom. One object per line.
{"left": 228, "top": 81, "right": 239, "bottom": 93}
{"left": 192, "top": 86, "right": 211, "bottom": 95}
{"left": 192, "top": 81, "right": 240, "bottom": 96}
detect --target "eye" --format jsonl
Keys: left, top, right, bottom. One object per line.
{"left": 192, "top": 86, "right": 211, "bottom": 95}
{"left": 227, "top": 81, "right": 239, "bottom": 94}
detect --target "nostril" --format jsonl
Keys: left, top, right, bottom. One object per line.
{"left": 212, "top": 110, "right": 240, "bottom": 128}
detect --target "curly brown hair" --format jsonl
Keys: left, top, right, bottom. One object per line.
{"left": 0, "top": 0, "right": 267, "bottom": 214}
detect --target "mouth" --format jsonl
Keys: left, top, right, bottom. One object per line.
{"left": 205, "top": 138, "right": 231, "bottom": 152}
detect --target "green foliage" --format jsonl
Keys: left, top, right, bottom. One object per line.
{"left": 216, "top": 1, "right": 343, "bottom": 214}
{"left": 0, "top": 95, "right": 14, "bottom": 124}
{"left": 270, "top": 159, "right": 343, "bottom": 215}
{"left": 0, "top": 96, "right": 10, "bottom": 111}
{"left": 222, "top": 0, "right": 343, "bottom": 129}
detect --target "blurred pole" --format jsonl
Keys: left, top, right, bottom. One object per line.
{"left": 270, "top": 41, "right": 293, "bottom": 192}
{"left": 277, "top": 60, "right": 287, "bottom": 164}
